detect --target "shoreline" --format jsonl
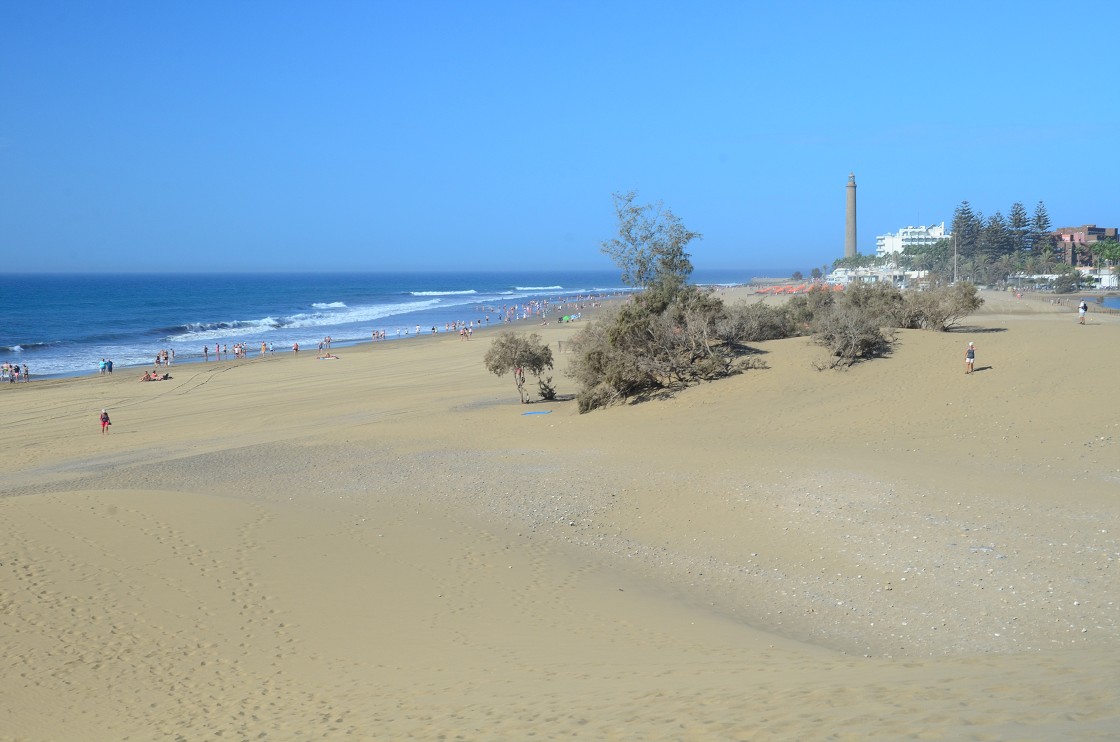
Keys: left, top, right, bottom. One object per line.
{"left": 7, "top": 292, "right": 631, "bottom": 384}
{"left": 4, "top": 288, "right": 636, "bottom": 383}
{"left": 17, "top": 279, "right": 1113, "bottom": 384}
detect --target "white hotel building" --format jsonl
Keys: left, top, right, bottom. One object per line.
{"left": 875, "top": 223, "right": 950, "bottom": 257}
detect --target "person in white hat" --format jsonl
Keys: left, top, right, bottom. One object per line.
{"left": 99, "top": 409, "right": 111, "bottom": 434}
{"left": 964, "top": 342, "right": 975, "bottom": 374}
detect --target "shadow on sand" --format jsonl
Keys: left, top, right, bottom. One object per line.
{"left": 948, "top": 326, "right": 1007, "bottom": 334}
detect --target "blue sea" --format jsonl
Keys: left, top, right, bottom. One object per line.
{"left": 0, "top": 269, "right": 774, "bottom": 379}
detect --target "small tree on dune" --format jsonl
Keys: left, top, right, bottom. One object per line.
{"left": 484, "top": 331, "right": 555, "bottom": 404}
{"left": 570, "top": 191, "right": 770, "bottom": 411}
{"left": 600, "top": 190, "right": 700, "bottom": 302}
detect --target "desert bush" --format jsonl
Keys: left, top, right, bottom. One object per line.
{"left": 568, "top": 308, "right": 641, "bottom": 412}
{"left": 716, "top": 301, "right": 793, "bottom": 342}
{"left": 813, "top": 303, "right": 895, "bottom": 367}
{"left": 484, "top": 331, "right": 554, "bottom": 403}
{"left": 840, "top": 281, "right": 905, "bottom": 325}
{"left": 537, "top": 375, "right": 556, "bottom": 401}
{"left": 569, "top": 287, "right": 754, "bottom": 412}
{"left": 784, "top": 286, "right": 836, "bottom": 330}
{"left": 899, "top": 282, "right": 984, "bottom": 331}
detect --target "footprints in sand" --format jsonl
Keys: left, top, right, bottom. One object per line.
{"left": 0, "top": 490, "right": 326, "bottom": 738}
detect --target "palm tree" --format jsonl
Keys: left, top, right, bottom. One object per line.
{"left": 992, "top": 255, "right": 1015, "bottom": 286}
{"left": 959, "top": 258, "right": 979, "bottom": 284}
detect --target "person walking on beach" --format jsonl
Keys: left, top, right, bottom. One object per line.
{"left": 22, "top": 363, "right": 28, "bottom": 382}
{"left": 965, "top": 342, "right": 976, "bottom": 374}
{"left": 1079, "top": 300, "right": 1088, "bottom": 324}
{"left": 99, "top": 409, "right": 111, "bottom": 435}
{"left": 99, "top": 358, "right": 107, "bottom": 375}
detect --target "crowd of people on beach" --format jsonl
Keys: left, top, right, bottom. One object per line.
{"left": 200, "top": 342, "right": 275, "bottom": 362}
{"left": 2, "top": 361, "right": 29, "bottom": 383}
{"left": 361, "top": 293, "right": 615, "bottom": 344}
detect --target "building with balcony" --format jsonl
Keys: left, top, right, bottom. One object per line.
{"left": 875, "top": 223, "right": 950, "bottom": 257}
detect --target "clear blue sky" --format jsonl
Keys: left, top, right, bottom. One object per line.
{"left": 2, "top": 1, "right": 1116, "bottom": 274}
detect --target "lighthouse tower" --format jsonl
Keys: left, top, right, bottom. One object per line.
{"left": 845, "top": 173, "right": 858, "bottom": 258}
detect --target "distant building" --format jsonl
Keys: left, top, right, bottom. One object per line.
{"left": 875, "top": 223, "right": 950, "bottom": 257}
{"left": 827, "top": 266, "right": 919, "bottom": 288}
{"left": 1052, "top": 224, "right": 1118, "bottom": 265}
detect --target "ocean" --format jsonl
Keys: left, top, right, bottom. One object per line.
{"left": 1, "top": 269, "right": 774, "bottom": 379}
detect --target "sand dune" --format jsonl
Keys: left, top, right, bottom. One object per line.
{"left": 2, "top": 290, "right": 1118, "bottom": 740}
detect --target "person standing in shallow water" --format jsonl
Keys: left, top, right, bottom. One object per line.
{"left": 965, "top": 342, "right": 976, "bottom": 374}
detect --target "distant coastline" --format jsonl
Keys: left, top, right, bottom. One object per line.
{"left": 3, "top": 269, "right": 790, "bottom": 380}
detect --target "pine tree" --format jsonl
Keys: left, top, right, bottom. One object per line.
{"left": 1008, "top": 201, "right": 1030, "bottom": 256}
{"left": 951, "top": 201, "right": 982, "bottom": 260}
{"left": 1031, "top": 201, "right": 1054, "bottom": 260}
{"left": 980, "top": 211, "right": 1011, "bottom": 261}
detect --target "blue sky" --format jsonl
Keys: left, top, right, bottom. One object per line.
{"left": 2, "top": 1, "right": 1116, "bottom": 274}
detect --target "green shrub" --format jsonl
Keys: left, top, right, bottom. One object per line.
{"left": 484, "top": 331, "right": 555, "bottom": 403}
{"left": 899, "top": 282, "right": 984, "bottom": 330}
{"left": 569, "top": 287, "right": 755, "bottom": 412}
{"left": 840, "top": 282, "right": 906, "bottom": 326}
{"left": 717, "top": 302, "right": 793, "bottom": 342}
{"left": 784, "top": 285, "right": 836, "bottom": 330}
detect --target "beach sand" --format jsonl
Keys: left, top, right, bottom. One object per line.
{"left": 2, "top": 290, "right": 1118, "bottom": 740}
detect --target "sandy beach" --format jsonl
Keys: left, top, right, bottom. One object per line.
{"left": 2, "top": 289, "right": 1118, "bottom": 740}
